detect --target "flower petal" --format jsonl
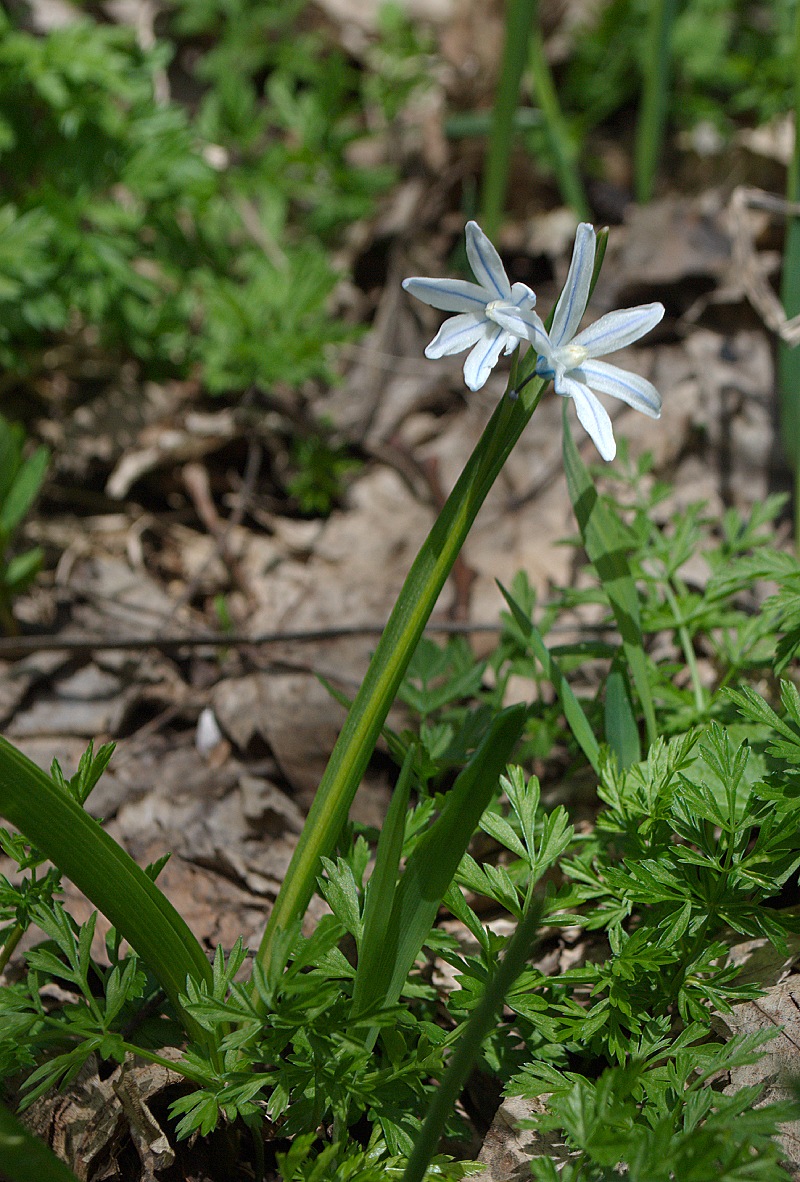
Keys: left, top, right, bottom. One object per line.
{"left": 571, "top": 302, "right": 664, "bottom": 357}
{"left": 402, "top": 276, "right": 495, "bottom": 313}
{"left": 550, "top": 223, "right": 595, "bottom": 348}
{"left": 465, "top": 221, "right": 512, "bottom": 300}
{"left": 580, "top": 359, "right": 662, "bottom": 418}
{"left": 487, "top": 304, "right": 551, "bottom": 354}
{"left": 424, "top": 313, "right": 485, "bottom": 358}
{"left": 561, "top": 375, "right": 617, "bottom": 461}
{"left": 463, "top": 325, "right": 508, "bottom": 390}
{"left": 510, "top": 281, "right": 537, "bottom": 310}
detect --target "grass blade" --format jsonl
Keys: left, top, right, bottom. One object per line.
{"left": 402, "top": 894, "right": 545, "bottom": 1182}
{"left": 779, "top": 0, "right": 800, "bottom": 546}
{"left": 604, "top": 657, "right": 642, "bottom": 768}
{"left": 352, "top": 704, "right": 526, "bottom": 1024}
{"left": 634, "top": 0, "right": 677, "bottom": 203}
{"left": 0, "top": 738, "right": 213, "bottom": 1041}
{"left": 528, "top": 2, "right": 590, "bottom": 220}
{"left": 498, "top": 579, "right": 601, "bottom": 775}
{"left": 562, "top": 408, "right": 657, "bottom": 748}
{"left": 350, "top": 747, "right": 415, "bottom": 1019}
{"left": 480, "top": 0, "right": 537, "bottom": 238}
{"left": 0, "top": 1098, "right": 80, "bottom": 1182}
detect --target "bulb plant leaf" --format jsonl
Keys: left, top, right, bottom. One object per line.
{"left": 562, "top": 406, "right": 657, "bottom": 749}
{"left": 0, "top": 738, "right": 213, "bottom": 1045}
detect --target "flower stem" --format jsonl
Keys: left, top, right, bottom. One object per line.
{"left": 401, "top": 896, "right": 544, "bottom": 1182}
{"left": 634, "top": 0, "right": 677, "bottom": 202}
{"left": 528, "top": 4, "right": 590, "bottom": 220}
{"left": 480, "top": 0, "right": 537, "bottom": 239}
{"left": 779, "top": 0, "right": 800, "bottom": 550}
{"left": 253, "top": 370, "right": 544, "bottom": 984}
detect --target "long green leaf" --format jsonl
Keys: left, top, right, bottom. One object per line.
{"left": 255, "top": 373, "right": 545, "bottom": 981}
{"left": 562, "top": 408, "right": 657, "bottom": 748}
{"left": 402, "top": 894, "right": 545, "bottom": 1182}
{"left": 350, "top": 747, "right": 414, "bottom": 1018}
{"left": 480, "top": 0, "right": 537, "bottom": 238}
{"left": 352, "top": 704, "right": 526, "bottom": 1025}
{"left": 0, "top": 1099, "right": 80, "bottom": 1182}
{"left": 604, "top": 657, "right": 642, "bottom": 768}
{"left": 498, "top": 579, "right": 601, "bottom": 775}
{"left": 0, "top": 739, "right": 213, "bottom": 1041}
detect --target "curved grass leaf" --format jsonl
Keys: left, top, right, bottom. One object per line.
{"left": 0, "top": 1099, "right": 79, "bottom": 1182}
{"left": 0, "top": 738, "right": 213, "bottom": 1042}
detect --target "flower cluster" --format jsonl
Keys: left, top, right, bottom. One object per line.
{"left": 403, "top": 221, "right": 664, "bottom": 461}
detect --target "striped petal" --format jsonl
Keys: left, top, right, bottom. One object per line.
{"left": 510, "top": 281, "right": 537, "bottom": 310}
{"left": 424, "top": 313, "right": 486, "bottom": 358}
{"left": 580, "top": 359, "right": 662, "bottom": 418}
{"left": 561, "top": 376, "right": 617, "bottom": 461}
{"left": 463, "top": 325, "right": 508, "bottom": 390}
{"left": 465, "top": 221, "right": 512, "bottom": 300}
{"left": 572, "top": 302, "right": 664, "bottom": 358}
{"left": 402, "top": 276, "right": 496, "bottom": 313}
{"left": 488, "top": 304, "right": 551, "bottom": 354}
{"left": 550, "top": 223, "right": 595, "bottom": 348}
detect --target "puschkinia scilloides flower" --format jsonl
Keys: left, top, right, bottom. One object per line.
{"left": 402, "top": 221, "right": 536, "bottom": 392}
{"left": 490, "top": 222, "right": 665, "bottom": 462}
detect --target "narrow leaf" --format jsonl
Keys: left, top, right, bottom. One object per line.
{"left": 498, "top": 579, "right": 601, "bottom": 774}
{"left": 604, "top": 657, "right": 641, "bottom": 768}
{"left": 355, "top": 704, "right": 526, "bottom": 1021}
{"left": 562, "top": 408, "right": 657, "bottom": 747}
{"left": 0, "top": 1098, "right": 80, "bottom": 1182}
{"left": 351, "top": 747, "right": 414, "bottom": 1018}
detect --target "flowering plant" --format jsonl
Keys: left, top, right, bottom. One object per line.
{"left": 405, "top": 221, "right": 665, "bottom": 461}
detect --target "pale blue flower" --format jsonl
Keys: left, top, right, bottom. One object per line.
{"left": 402, "top": 221, "right": 536, "bottom": 392}
{"left": 491, "top": 222, "right": 665, "bottom": 461}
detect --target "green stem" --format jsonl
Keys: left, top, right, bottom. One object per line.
{"left": 254, "top": 369, "right": 544, "bottom": 983}
{"left": 663, "top": 580, "right": 706, "bottom": 716}
{"left": 401, "top": 897, "right": 544, "bottom": 1182}
{"left": 480, "top": 0, "right": 538, "bottom": 239}
{"left": 779, "top": 0, "right": 800, "bottom": 549}
{"left": 528, "top": 6, "right": 590, "bottom": 220}
{"left": 634, "top": 0, "right": 677, "bottom": 203}
{"left": 0, "top": 921, "right": 23, "bottom": 974}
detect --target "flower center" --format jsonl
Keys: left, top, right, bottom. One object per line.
{"left": 557, "top": 343, "right": 589, "bottom": 370}
{"left": 485, "top": 299, "right": 514, "bottom": 325}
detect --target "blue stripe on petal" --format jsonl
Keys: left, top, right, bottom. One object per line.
{"left": 403, "top": 276, "right": 493, "bottom": 313}
{"left": 580, "top": 359, "right": 662, "bottom": 417}
{"left": 425, "top": 313, "right": 486, "bottom": 358}
{"left": 572, "top": 303, "right": 664, "bottom": 357}
{"left": 550, "top": 223, "right": 595, "bottom": 347}
{"left": 463, "top": 325, "right": 507, "bottom": 390}
{"left": 465, "top": 222, "right": 512, "bottom": 300}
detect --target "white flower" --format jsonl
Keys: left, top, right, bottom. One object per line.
{"left": 402, "top": 221, "right": 536, "bottom": 392}
{"left": 490, "top": 222, "right": 665, "bottom": 461}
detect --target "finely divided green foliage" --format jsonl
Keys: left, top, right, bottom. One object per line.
{"left": 0, "top": 5, "right": 426, "bottom": 394}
